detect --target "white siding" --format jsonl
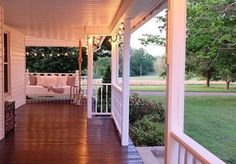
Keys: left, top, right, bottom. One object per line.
{"left": 4, "top": 25, "right": 26, "bottom": 109}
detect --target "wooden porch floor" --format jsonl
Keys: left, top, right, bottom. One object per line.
{"left": 0, "top": 103, "right": 143, "bottom": 164}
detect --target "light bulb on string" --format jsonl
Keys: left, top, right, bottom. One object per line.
{"left": 50, "top": 54, "right": 52, "bottom": 57}
{"left": 57, "top": 53, "right": 60, "bottom": 57}
{"left": 42, "top": 53, "right": 45, "bottom": 57}
{"left": 34, "top": 53, "right": 37, "bottom": 56}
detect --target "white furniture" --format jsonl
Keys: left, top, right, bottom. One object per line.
{"left": 26, "top": 72, "right": 86, "bottom": 97}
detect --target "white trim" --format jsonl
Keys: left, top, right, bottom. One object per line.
{"left": 87, "top": 38, "right": 93, "bottom": 119}
{"left": 165, "top": 0, "right": 187, "bottom": 163}
{"left": 121, "top": 18, "right": 131, "bottom": 146}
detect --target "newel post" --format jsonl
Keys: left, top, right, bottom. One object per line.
{"left": 165, "top": 0, "right": 187, "bottom": 163}
{"left": 121, "top": 18, "right": 131, "bottom": 146}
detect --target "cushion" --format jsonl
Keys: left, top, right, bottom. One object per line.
{"left": 36, "top": 76, "right": 46, "bottom": 86}
{"left": 29, "top": 75, "right": 37, "bottom": 85}
{"left": 66, "top": 76, "right": 75, "bottom": 86}
{"left": 45, "top": 76, "right": 58, "bottom": 86}
{"left": 57, "top": 76, "right": 68, "bottom": 86}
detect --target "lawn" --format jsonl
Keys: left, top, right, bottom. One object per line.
{"left": 130, "top": 84, "right": 236, "bottom": 92}
{"left": 139, "top": 95, "right": 236, "bottom": 164}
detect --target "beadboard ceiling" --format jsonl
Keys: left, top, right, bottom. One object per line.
{"left": 0, "top": 0, "right": 165, "bottom": 46}
{"left": 0, "top": 0, "right": 121, "bottom": 41}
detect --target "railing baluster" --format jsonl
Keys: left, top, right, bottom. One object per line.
{"left": 95, "top": 87, "right": 98, "bottom": 114}
{"left": 186, "top": 152, "right": 194, "bottom": 164}
{"left": 179, "top": 145, "right": 186, "bottom": 164}
{"left": 100, "top": 85, "right": 103, "bottom": 113}
{"left": 194, "top": 159, "right": 202, "bottom": 164}
{"left": 106, "top": 85, "right": 108, "bottom": 114}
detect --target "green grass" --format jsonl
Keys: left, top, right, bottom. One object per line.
{"left": 130, "top": 84, "right": 236, "bottom": 92}
{"left": 139, "top": 95, "right": 236, "bottom": 163}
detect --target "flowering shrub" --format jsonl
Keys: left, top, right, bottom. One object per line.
{"left": 129, "top": 94, "right": 165, "bottom": 146}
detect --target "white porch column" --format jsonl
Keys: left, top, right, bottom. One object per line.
{"left": 111, "top": 41, "right": 119, "bottom": 85}
{"left": 0, "top": 7, "right": 4, "bottom": 140}
{"left": 87, "top": 37, "right": 93, "bottom": 119}
{"left": 165, "top": 0, "right": 187, "bottom": 164}
{"left": 121, "top": 18, "right": 131, "bottom": 146}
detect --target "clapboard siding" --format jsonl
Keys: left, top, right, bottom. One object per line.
{"left": 0, "top": 7, "right": 4, "bottom": 140}
{"left": 4, "top": 25, "right": 26, "bottom": 109}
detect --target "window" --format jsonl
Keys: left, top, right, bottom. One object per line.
{"left": 3, "top": 32, "right": 10, "bottom": 95}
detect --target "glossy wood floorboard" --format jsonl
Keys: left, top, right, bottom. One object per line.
{"left": 0, "top": 103, "right": 143, "bottom": 164}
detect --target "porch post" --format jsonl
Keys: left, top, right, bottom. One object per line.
{"left": 121, "top": 18, "right": 131, "bottom": 146}
{"left": 87, "top": 37, "right": 93, "bottom": 119}
{"left": 111, "top": 41, "right": 118, "bottom": 85}
{"left": 165, "top": 0, "right": 187, "bottom": 164}
{"left": 0, "top": 7, "right": 4, "bottom": 140}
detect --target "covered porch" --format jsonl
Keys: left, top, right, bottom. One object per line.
{"left": 0, "top": 0, "right": 226, "bottom": 163}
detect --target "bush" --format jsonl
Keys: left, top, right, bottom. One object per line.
{"left": 129, "top": 94, "right": 165, "bottom": 146}
{"left": 130, "top": 115, "right": 165, "bottom": 146}
{"left": 129, "top": 94, "right": 165, "bottom": 124}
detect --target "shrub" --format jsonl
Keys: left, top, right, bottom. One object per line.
{"left": 130, "top": 115, "right": 165, "bottom": 146}
{"left": 129, "top": 94, "right": 165, "bottom": 124}
{"left": 129, "top": 94, "right": 165, "bottom": 146}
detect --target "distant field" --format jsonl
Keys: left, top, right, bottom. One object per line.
{"left": 140, "top": 95, "right": 236, "bottom": 163}
{"left": 130, "top": 84, "right": 236, "bottom": 92}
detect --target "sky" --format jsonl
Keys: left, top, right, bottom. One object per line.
{"left": 130, "top": 10, "right": 166, "bottom": 57}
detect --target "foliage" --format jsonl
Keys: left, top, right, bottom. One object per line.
{"left": 129, "top": 94, "right": 165, "bottom": 146}
{"left": 130, "top": 115, "right": 165, "bottom": 146}
{"left": 129, "top": 94, "right": 165, "bottom": 124}
{"left": 97, "top": 66, "right": 111, "bottom": 112}
{"left": 94, "top": 57, "right": 111, "bottom": 78}
{"left": 154, "top": 56, "right": 166, "bottom": 76}
{"left": 139, "top": 0, "right": 236, "bottom": 87}
{"left": 26, "top": 37, "right": 112, "bottom": 74}
{"left": 215, "top": 49, "right": 236, "bottom": 89}
{"left": 26, "top": 47, "right": 87, "bottom": 74}
{"left": 130, "top": 48, "right": 155, "bottom": 76}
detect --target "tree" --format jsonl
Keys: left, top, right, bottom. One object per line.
{"left": 215, "top": 50, "right": 236, "bottom": 89}
{"left": 130, "top": 48, "right": 155, "bottom": 76}
{"left": 139, "top": 0, "right": 236, "bottom": 87}
{"left": 154, "top": 56, "right": 166, "bottom": 77}
{"left": 26, "top": 47, "right": 88, "bottom": 74}
{"left": 94, "top": 57, "right": 111, "bottom": 78}
{"left": 97, "top": 66, "right": 111, "bottom": 112}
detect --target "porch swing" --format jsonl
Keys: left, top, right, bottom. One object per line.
{"left": 26, "top": 41, "right": 86, "bottom": 104}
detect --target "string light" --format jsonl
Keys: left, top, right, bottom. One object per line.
{"left": 109, "top": 22, "right": 124, "bottom": 43}
{"left": 49, "top": 54, "right": 52, "bottom": 57}
{"left": 34, "top": 53, "right": 37, "bottom": 56}
{"left": 42, "top": 53, "right": 45, "bottom": 57}
{"left": 65, "top": 53, "right": 68, "bottom": 56}
{"left": 57, "top": 53, "right": 60, "bottom": 57}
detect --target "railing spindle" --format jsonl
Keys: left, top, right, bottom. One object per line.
{"left": 100, "top": 85, "right": 103, "bottom": 113}
{"left": 106, "top": 85, "right": 108, "bottom": 113}
{"left": 187, "top": 152, "right": 194, "bottom": 164}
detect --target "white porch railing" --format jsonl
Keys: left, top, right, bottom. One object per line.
{"left": 111, "top": 84, "right": 123, "bottom": 135}
{"left": 171, "top": 132, "right": 225, "bottom": 164}
{"left": 92, "top": 83, "right": 112, "bottom": 116}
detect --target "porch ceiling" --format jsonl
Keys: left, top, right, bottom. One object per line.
{"left": 1, "top": 0, "right": 120, "bottom": 41}
{"left": 0, "top": 0, "right": 166, "bottom": 46}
